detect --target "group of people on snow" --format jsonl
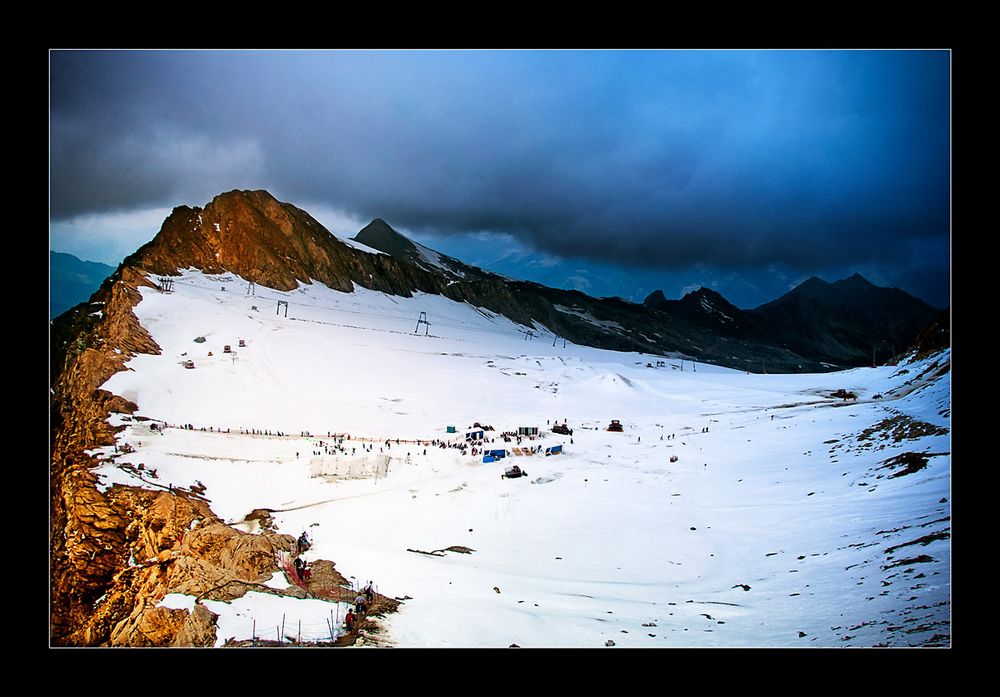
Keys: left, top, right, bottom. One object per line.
{"left": 344, "top": 582, "right": 375, "bottom": 633}
{"left": 293, "top": 529, "right": 376, "bottom": 637}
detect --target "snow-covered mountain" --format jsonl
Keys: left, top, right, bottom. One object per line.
{"left": 73, "top": 190, "right": 937, "bottom": 373}
{"left": 49, "top": 190, "right": 951, "bottom": 647}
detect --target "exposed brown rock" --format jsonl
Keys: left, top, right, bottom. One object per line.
{"left": 61, "top": 484, "right": 302, "bottom": 647}
{"left": 127, "top": 189, "right": 438, "bottom": 296}
{"left": 50, "top": 260, "right": 165, "bottom": 644}
{"left": 172, "top": 602, "right": 219, "bottom": 647}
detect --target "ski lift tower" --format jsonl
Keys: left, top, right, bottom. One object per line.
{"left": 415, "top": 311, "right": 430, "bottom": 335}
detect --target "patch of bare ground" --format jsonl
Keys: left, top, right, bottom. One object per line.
{"left": 881, "top": 554, "right": 935, "bottom": 570}
{"left": 885, "top": 531, "right": 950, "bottom": 555}
{"left": 855, "top": 413, "right": 948, "bottom": 449}
{"left": 407, "top": 545, "right": 476, "bottom": 557}
{"left": 876, "top": 451, "right": 950, "bottom": 478}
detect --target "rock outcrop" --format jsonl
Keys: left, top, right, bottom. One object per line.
{"left": 83, "top": 488, "right": 298, "bottom": 647}
{"left": 125, "top": 190, "right": 446, "bottom": 297}
{"left": 50, "top": 265, "right": 161, "bottom": 643}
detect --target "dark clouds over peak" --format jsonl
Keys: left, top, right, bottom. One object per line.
{"left": 50, "top": 49, "right": 950, "bottom": 292}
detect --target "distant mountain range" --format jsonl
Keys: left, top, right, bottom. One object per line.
{"left": 54, "top": 189, "right": 945, "bottom": 373}
{"left": 50, "top": 251, "right": 115, "bottom": 318}
{"left": 411, "top": 234, "right": 949, "bottom": 311}
{"left": 354, "top": 210, "right": 941, "bottom": 371}
{"left": 748, "top": 274, "right": 938, "bottom": 367}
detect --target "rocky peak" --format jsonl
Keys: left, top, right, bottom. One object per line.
{"left": 833, "top": 272, "right": 876, "bottom": 291}
{"left": 354, "top": 218, "right": 420, "bottom": 260}
{"left": 642, "top": 289, "right": 670, "bottom": 310}
{"left": 795, "top": 276, "right": 829, "bottom": 293}
{"left": 677, "top": 287, "right": 744, "bottom": 326}
{"left": 750, "top": 271, "right": 939, "bottom": 366}
{"left": 123, "top": 189, "right": 356, "bottom": 292}
{"left": 680, "top": 286, "right": 727, "bottom": 305}
{"left": 645, "top": 286, "right": 731, "bottom": 312}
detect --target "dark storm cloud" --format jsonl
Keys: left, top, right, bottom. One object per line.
{"left": 50, "top": 49, "right": 949, "bottom": 276}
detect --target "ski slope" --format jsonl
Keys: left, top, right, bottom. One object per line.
{"left": 92, "top": 270, "right": 951, "bottom": 647}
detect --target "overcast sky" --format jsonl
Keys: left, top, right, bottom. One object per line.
{"left": 49, "top": 49, "right": 951, "bottom": 308}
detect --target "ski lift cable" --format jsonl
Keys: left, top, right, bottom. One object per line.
{"left": 250, "top": 289, "right": 535, "bottom": 338}
{"left": 165, "top": 276, "right": 551, "bottom": 340}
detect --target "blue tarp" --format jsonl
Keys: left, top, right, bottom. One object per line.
{"left": 545, "top": 445, "right": 563, "bottom": 455}
{"left": 483, "top": 455, "right": 496, "bottom": 463}
{"left": 466, "top": 430, "right": 484, "bottom": 440}
{"left": 486, "top": 449, "right": 506, "bottom": 459}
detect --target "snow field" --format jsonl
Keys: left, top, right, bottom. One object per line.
{"left": 97, "top": 270, "right": 949, "bottom": 647}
